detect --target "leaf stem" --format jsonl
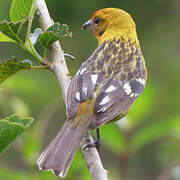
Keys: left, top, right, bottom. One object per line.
{"left": 31, "top": 66, "right": 47, "bottom": 69}
{"left": 22, "top": 38, "right": 43, "bottom": 65}
{"left": 25, "top": 17, "right": 33, "bottom": 44}
{"left": 43, "top": 48, "right": 48, "bottom": 58}
{"left": 25, "top": 0, "right": 36, "bottom": 44}
{"left": 28, "top": 38, "right": 43, "bottom": 63}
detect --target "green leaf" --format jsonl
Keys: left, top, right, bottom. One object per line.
{"left": 0, "top": 114, "right": 33, "bottom": 154}
{"left": 0, "top": 20, "right": 26, "bottom": 43}
{"left": 39, "top": 23, "right": 72, "bottom": 47}
{"left": 10, "top": 0, "right": 36, "bottom": 22}
{"left": 0, "top": 32, "right": 15, "bottom": 42}
{"left": 101, "top": 123, "right": 126, "bottom": 154}
{"left": 130, "top": 117, "right": 180, "bottom": 153}
{"left": 0, "top": 58, "right": 36, "bottom": 84}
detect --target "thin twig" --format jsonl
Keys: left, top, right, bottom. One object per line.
{"left": 64, "top": 53, "right": 76, "bottom": 60}
{"left": 36, "top": 0, "right": 108, "bottom": 179}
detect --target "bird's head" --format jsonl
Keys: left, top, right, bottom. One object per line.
{"left": 82, "top": 8, "right": 138, "bottom": 44}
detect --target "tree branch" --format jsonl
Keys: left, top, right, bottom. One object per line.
{"left": 36, "top": 0, "right": 108, "bottom": 179}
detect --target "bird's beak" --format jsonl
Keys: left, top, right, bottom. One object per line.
{"left": 82, "top": 19, "right": 94, "bottom": 30}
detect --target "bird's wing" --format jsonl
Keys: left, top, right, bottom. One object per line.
{"left": 66, "top": 40, "right": 146, "bottom": 128}
{"left": 67, "top": 68, "right": 145, "bottom": 128}
{"left": 66, "top": 62, "right": 96, "bottom": 119}
{"left": 66, "top": 44, "right": 105, "bottom": 119}
{"left": 91, "top": 76, "right": 145, "bottom": 129}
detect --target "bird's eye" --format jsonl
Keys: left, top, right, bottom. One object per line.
{"left": 94, "top": 17, "right": 101, "bottom": 24}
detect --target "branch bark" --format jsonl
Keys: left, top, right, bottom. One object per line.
{"left": 36, "top": 0, "right": 108, "bottom": 179}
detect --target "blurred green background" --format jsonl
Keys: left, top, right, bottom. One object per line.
{"left": 0, "top": 0, "right": 180, "bottom": 179}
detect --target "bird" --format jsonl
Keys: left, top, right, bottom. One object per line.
{"left": 37, "top": 8, "right": 147, "bottom": 178}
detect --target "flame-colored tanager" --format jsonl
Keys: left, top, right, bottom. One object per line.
{"left": 37, "top": 8, "right": 147, "bottom": 177}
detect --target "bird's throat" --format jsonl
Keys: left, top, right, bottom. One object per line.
{"left": 98, "top": 28, "right": 139, "bottom": 46}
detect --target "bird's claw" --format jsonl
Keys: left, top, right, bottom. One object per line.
{"left": 83, "top": 141, "right": 101, "bottom": 152}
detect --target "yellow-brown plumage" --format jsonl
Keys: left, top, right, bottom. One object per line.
{"left": 38, "top": 8, "right": 147, "bottom": 178}
{"left": 91, "top": 8, "right": 139, "bottom": 45}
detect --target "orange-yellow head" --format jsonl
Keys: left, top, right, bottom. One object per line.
{"left": 82, "top": 8, "right": 139, "bottom": 44}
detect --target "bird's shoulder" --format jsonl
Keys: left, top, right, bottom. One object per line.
{"left": 77, "top": 37, "right": 146, "bottom": 96}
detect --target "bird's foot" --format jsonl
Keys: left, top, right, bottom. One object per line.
{"left": 83, "top": 141, "right": 101, "bottom": 152}
{"left": 83, "top": 128, "right": 101, "bottom": 152}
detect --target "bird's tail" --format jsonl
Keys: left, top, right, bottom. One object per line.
{"left": 37, "top": 115, "right": 92, "bottom": 177}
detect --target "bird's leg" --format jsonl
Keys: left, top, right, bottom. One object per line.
{"left": 83, "top": 128, "right": 101, "bottom": 151}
